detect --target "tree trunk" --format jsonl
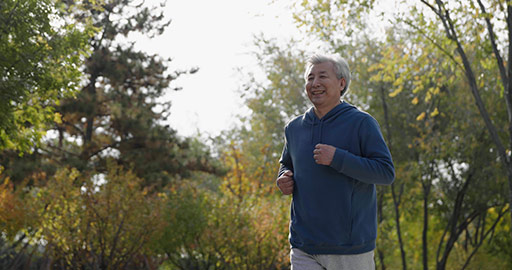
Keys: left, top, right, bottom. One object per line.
{"left": 392, "top": 184, "right": 407, "bottom": 270}
{"left": 379, "top": 86, "right": 407, "bottom": 270}
{"left": 422, "top": 184, "right": 430, "bottom": 270}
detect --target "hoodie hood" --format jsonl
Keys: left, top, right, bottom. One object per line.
{"left": 303, "top": 102, "right": 357, "bottom": 144}
{"left": 303, "top": 101, "right": 356, "bottom": 124}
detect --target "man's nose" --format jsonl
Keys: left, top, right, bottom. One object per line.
{"left": 312, "top": 78, "right": 321, "bottom": 88}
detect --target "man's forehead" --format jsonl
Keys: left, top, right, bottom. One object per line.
{"left": 307, "top": 62, "right": 335, "bottom": 75}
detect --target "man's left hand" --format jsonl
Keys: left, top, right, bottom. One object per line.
{"left": 313, "top": 144, "right": 336, "bottom": 165}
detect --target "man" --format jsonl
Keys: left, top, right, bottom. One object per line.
{"left": 276, "top": 54, "right": 395, "bottom": 270}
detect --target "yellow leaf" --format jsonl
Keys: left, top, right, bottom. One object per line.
{"left": 416, "top": 112, "right": 426, "bottom": 121}
{"left": 394, "top": 76, "right": 403, "bottom": 87}
{"left": 389, "top": 86, "right": 402, "bottom": 98}
{"left": 430, "top": 108, "right": 439, "bottom": 117}
{"left": 369, "top": 74, "right": 381, "bottom": 82}
{"left": 54, "top": 112, "right": 62, "bottom": 124}
{"left": 411, "top": 97, "right": 419, "bottom": 105}
{"left": 412, "top": 83, "right": 423, "bottom": 94}
{"left": 425, "top": 91, "right": 432, "bottom": 102}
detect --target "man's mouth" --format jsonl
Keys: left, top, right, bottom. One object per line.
{"left": 312, "top": 90, "right": 325, "bottom": 96}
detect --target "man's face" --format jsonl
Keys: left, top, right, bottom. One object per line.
{"left": 305, "top": 62, "right": 346, "bottom": 111}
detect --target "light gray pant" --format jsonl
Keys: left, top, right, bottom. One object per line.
{"left": 290, "top": 248, "right": 375, "bottom": 270}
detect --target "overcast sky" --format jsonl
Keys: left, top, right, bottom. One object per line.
{"left": 134, "top": 0, "right": 302, "bottom": 138}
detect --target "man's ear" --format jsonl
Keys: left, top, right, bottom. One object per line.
{"left": 339, "top": 78, "right": 346, "bottom": 91}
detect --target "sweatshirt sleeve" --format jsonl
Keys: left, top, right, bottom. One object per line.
{"left": 330, "top": 116, "right": 395, "bottom": 185}
{"left": 278, "top": 127, "right": 293, "bottom": 177}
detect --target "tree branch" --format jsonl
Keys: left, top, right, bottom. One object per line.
{"left": 461, "top": 206, "right": 509, "bottom": 270}
{"left": 476, "top": 0, "right": 508, "bottom": 88}
{"left": 432, "top": 0, "right": 456, "bottom": 40}
{"left": 402, "top": 20, "right": 463, "bottom": 70}
{"left": 420, "top": 0, "right": 441, "bottom": 18}
{"left": 436, "top": 166, "right": 474, "bottom": 269}
{"left": 424, "top": 0, "right": 509, "bottom": 168}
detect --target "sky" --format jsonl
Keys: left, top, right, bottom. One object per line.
{"left": 135, "top": 0, "right": 303, "bottom": 138}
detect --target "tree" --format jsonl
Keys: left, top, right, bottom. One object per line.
{"left": 155, "top": 178, "right": 290, "bottom": 270}
{"left": 0, "top": 0, "right": 92, "bottom": 152}
{"left": 1, "top": 164, "right": 167, "bottom": 270}
{"left": 50, "top": 0, "right": 205, "bottom": 186}
{"left": 412, "top": 0, "right": 512, "bottom": 241}
{"left": 35, "top": 165, "right": 165, "bottom": 269}
{"left": 366, "top": 3, "right": 510, "bottom": 269}
{"left": 0, "top": 0, "right": 222, "bottom": 188}
{"left": 1, "top": 0, "right": 226, "bottom": 268}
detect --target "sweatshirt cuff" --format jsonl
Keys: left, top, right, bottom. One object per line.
{"left": 330, "top": 148, "right": 347, "bottom": 172}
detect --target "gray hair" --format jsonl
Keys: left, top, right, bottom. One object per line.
{"left": 304, "top": 54, "right": 351, "bottom": 97}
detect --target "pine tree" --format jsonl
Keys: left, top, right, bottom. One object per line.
{"left": 1, "top": 0, "right": 222, "bottom": 188}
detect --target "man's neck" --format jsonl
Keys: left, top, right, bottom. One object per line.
{"left": 314, "top": 101, "right": 342, "bottom": 119}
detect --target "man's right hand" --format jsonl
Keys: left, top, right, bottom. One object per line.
{"left": 276, "top": 170, "right": 294, "bottom": 195}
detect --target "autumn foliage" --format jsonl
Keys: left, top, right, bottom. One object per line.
{"left": 2, "top": 0, "right": 512, "bottom": 269}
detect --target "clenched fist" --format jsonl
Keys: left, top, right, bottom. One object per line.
{"left": 276, "top": 170, "right": 294, "bottom": 195}
{"left": 313, "top": 143, "right": 336, "bottom": 165}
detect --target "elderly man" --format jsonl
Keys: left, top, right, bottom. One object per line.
{"left": 276, "top": 54, "right": 395, "bottom": 270}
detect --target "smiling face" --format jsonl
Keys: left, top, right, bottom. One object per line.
{"left": 305, "top": 61, "right": 346, "bottom": 116}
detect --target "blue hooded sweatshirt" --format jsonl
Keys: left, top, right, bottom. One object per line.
{"left": 279, "top": 101, "right": 395, "bottom": 255}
